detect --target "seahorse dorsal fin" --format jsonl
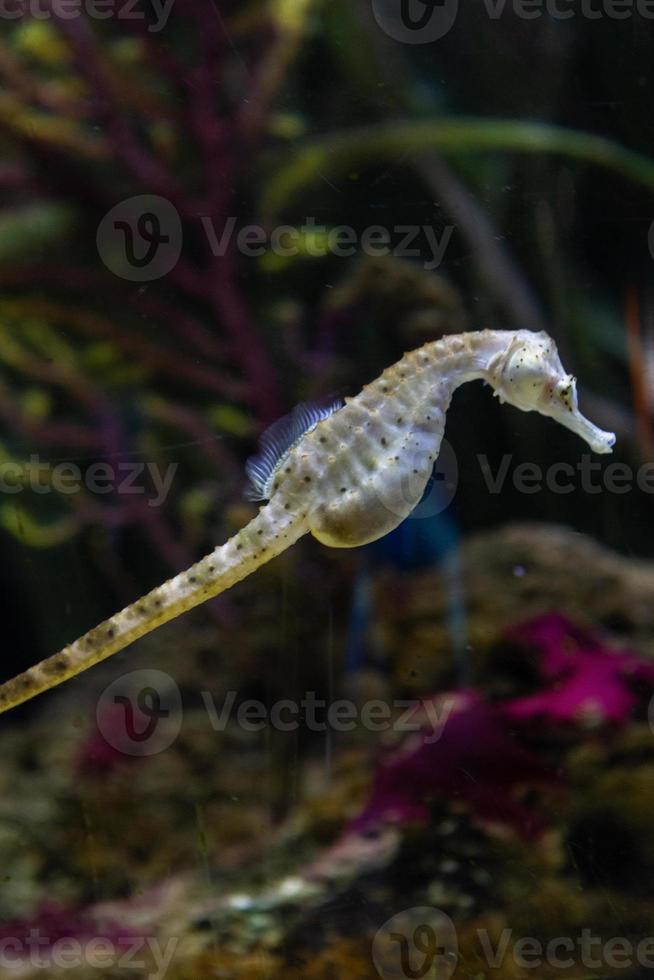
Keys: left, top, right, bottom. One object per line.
{"left": 245, "top": 397, "right": 344, "bottom": 501}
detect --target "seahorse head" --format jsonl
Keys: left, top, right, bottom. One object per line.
{"left": 491, "top": 330, "right": 615, "bottom": 454}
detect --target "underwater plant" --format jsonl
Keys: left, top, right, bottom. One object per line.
{"left": 503, "top": 613, "right": 654, "bottom": 727}
{"left": 350, "top": 690, "right": 556, "bottom": 840}
{"left": 0, "top": 328, "right": 614, "bottom": 713}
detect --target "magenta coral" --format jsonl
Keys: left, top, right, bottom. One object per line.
{"left": 350, "top": 691, "right": 556, "bottom": 840}
{"left": 349, "top": 614, "right": 654, "bottom": 843}
{"left": 503, "top": 613, "right": 654, "bottom": 727}
{"left": 0, "top": 901, "right": 139, "bottom": 947}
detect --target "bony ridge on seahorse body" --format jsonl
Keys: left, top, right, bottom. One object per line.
{"left": 0, "top": 329, "right": 615, "bottom": 714}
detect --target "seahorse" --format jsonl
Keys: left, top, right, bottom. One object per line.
{"left": 0, "top": 329, "right": 614, "bottom": 715}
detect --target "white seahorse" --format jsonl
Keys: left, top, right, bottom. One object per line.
{"left": 0, "top": 329, "right": 614, "bottom": 714}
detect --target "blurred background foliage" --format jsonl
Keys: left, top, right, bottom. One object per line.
{"left": 0, "top": 0, "right": 652, "bottom": 679}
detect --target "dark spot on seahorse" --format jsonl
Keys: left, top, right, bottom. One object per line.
{"left": 340, "top": 487, "right": 347, "bottom": 493}
{"left": 381, "top": 438, "right": 387, "bottom": 446}
{"left": 19, "top": 676, "right": 32, "bottom": 689}
{"left": 189, "top": 576, "right": 197, "bottom": 584}
{"left": 397, "top": 417, "right": 403, "bottom": 424}
{"left": 284, "top": 504, "right": 290, "bottom": 510}
{"left": 154, "top": 598, "right": 162, "bottom": 607}
{"left": 107, "top": 627, "right": 115, "bottom": 638}
{"left": 44, "top": 655, "right": 68, "bottom": 675}
{"left": 304, "top": 476, "right": 311, "bottom": 483}
{"left": 285, "top": 467, "right": 291, "bottom": 473}
{"left": 257, "top": 529, "right": 263, "bottom": 535}
{"left": 381, "top": 386, "right": 389, "bottom": 393}
{"left": 207, "top": 565, "right": 215, "bottom": 573}
{"left": 319, "top": 436, "right": 327, "bottom": 444}
{"left": 237, "top": 544, "right": 243, "bottom": 551}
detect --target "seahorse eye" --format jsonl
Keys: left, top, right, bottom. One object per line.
{"left": 555, "top": 375, "right": 578, "bottom": 411}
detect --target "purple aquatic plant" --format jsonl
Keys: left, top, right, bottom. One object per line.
{"left": 0, "top": 5, "right": 307, "bottom": 607}
{"left": 503, "top": 613, "right": 654, "bottom": 727}
{"left": 77, "top": 701, "right": 152, "bottom": 776}
{"left": 0, "top": 901, "right": 141, "bottom": 948}
{"left": 350, "top": 691, "right": 556, "bottom": 840}
{"left": 348, "top": 614, "right": 654, "bottom": 842}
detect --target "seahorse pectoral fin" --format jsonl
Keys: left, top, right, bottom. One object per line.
{"left": 245, "top": 396, "right": 344, "bottom": 501}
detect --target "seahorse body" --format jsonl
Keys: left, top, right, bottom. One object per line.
{"left": 0, "top": 329, "right": 614, "bottom": 713}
